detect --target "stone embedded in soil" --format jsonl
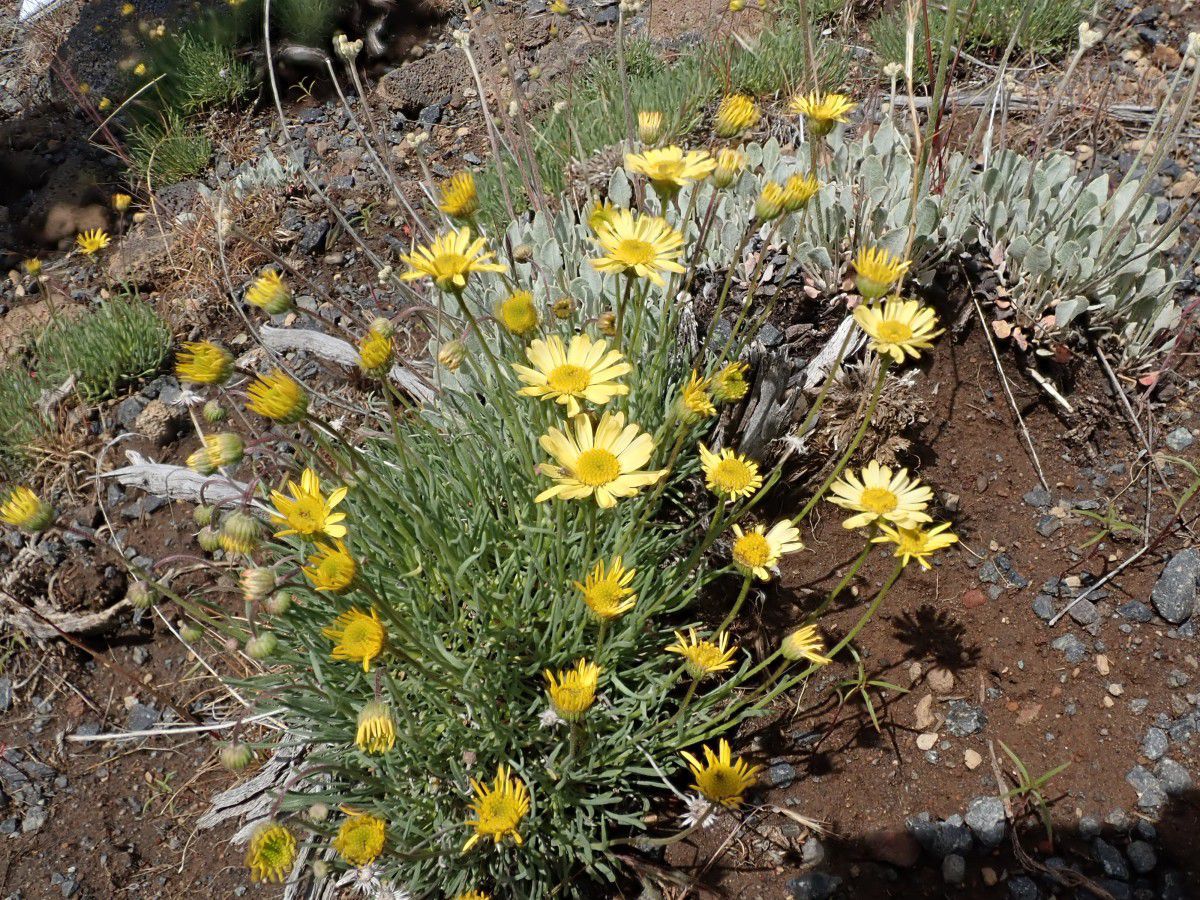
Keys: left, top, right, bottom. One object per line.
{"left": 964, "top": 796, "right": 1006, "bottom": 848}
{"left": 126, "top": 702, "right": 160, "bottom": 731}
{"left": 1150, "top": 549, "right": 1200, "bottom": 624}
{"left": 1079, "top": 815, "right": 1101, "bottom": 840}
{"left": 1007, "top": 874, "right": 1040, "bottom": 900}
{"left": 1069, "top": 599, "right": 1101, "bottom": 626}
{"left": 1023, "top": 487, "right": 1052, "bottom": 508}
{"left": 764, "top": 762, "right": 796, "bottom": 789}
{"left": 1126, "top": 766, "right": 1167, "bottom": 810}
{"left": 1092, "top": 837, "right": 1130, "bottom": 880}
{"left": 787, "top": 872, "right": 842, "bottom": 900}
{"left": 942, "top": 853, "right": 966, "bottom": 885}
{"left": 1036, "top": 516, "right": 1064, "bottom": 537}
{"left": 1155, "top": 758, "right": 1191, "bottom": 796}
{"left": 1141, "top": 727, "right": 1168, "bottom": 761}
{"left": 1032, "top": 595, "right": 1055, "bottom": 621}
{"left": 801, "top": 837, "right": 825, "bottom": 867}
{"left": 1118, "top": 600, "right": 1154, "bottom": 623}
{"left": 1127, "top": 840, "right": 1157, "bottom": 875}
{"left": 944, "top": 701, "right": 987, "bottom": 737}
{"left": 1165, "top": 426, "right": 1195, "bottom": 452}
{"left": 1051, "top": 634, "right": 1089, "bottom": 664}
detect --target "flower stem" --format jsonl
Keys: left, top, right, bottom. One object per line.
{"left": 715, "top": 574, "right": 753, "bottom": 636}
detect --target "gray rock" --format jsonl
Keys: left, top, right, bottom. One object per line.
{"left": 801, "top": 836, "right": 826, "bottom": 866}
{"left": 1037, "top": 515, "right": 1064, "bottom": 537}
{"left": 1069, "top": 599, "right": 1100, "bottom": 626}
{"left": 115, "top": 396, "right": 146, "bottom": 430}
{"left": 1150, "top": 549, "right": 1200, "bottom": 624}
{"left": 942, "top": 853, "right": 966, "bottom": 885}
{"left": 296, "top": 219, "right": 330, "bottom": 255}
{"left": 1092, "top": 838, "right": 1129, "bottom": 880}
{"left": 1165, "top": 426, "right": 1195, "bottom": 452}
{"left": 931, "top": 816, "right": 973, "bottom": 857}
{"left": 20, "top": 806, "right": 47, "bottom": 833}
{"left": 787, "top": 872, "right": 842, "bottom": 900}
{"left": 1117, "top": 600, "right": 1153, "bottom": 623}
{"left": 0, "top": 677, "right": 10, "bottom": 713}
{"left": 1166, "top": 669, "right": 1190, "bottom": 688}
{"left": 1032, "top": 595, "right": 1055, "bottom": 621}
{"left": 1079, "top": 815, "right": 1101, "bottom": 840}
{"left": 945, "top": 701, "right": 987, "bottom": 736}
{"left": 1155, "top": 758, "right": 1191, "bottom": 796}
{"left": 1008, "top": 875, "right": 1040, "bottom": 900}
{"left": 1140, "top": 727, "right": 1168, "bottom": 761}
{"left": 1023, "top": 487, "right": 1052, "bottom": 508}
{"left": 126, "top": 702, "right": 160, "bottom": 731}
{"left": 965, "top": 796, "right": 1006, "bottom": 847}
{"left": 1126, "top": 840, "right": 1157, "bottom": 875}
{"left": 764, "top": 762, "right": 796, "bottom": 789}
{"left": 1051, "top": 633, "right": 1089, "bottom": 663}
{"left": 1126, "top": 766, "right": 1167, "bottom": 810}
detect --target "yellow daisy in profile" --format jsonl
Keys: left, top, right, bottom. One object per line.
{"left": 755, "top": 181, "right": 786, "bottom": 221}
{"left": 0, "top": 486, "right": 54, "bottom": 532}
{"left": 677, "top": 370, "right": 715, "bottom": 421}
{"left": 731, "top": 520, "right": 803, "bottom": 580}
{"left": 497, "top": 289, "right": 539, "bottom": 334}
{"left": 75, "top": 229, "right": 110, "bottom": 255}
{"left": 637, "top": 109, "right": 664, "bottom": 144}
{"left": 789, "top": 91, "right": 857, "bottom": 136}
{"left": 667, "top": 629, "right": 737, "bottom": 679}
{"left": 112, "top": 193, "right": 132, "bottom": 212}
{"left": 713, "top": 94, "right": 760, "bottom": 139}
{"left": 624, "top": 146, "right": 715, "bottom": 199}
{"left": 699, "top": 444, "right": 762, "bottom": 501}
{"left": 322, "top": 607, "right": 383, "bottom": 670}
{"left": 186, "top": 433, "right": 244, "bottom": 474}
{"left": 681, "top": 739, "right": 762, "bottom": 808}
{"left": 712, "top": 147, "right": 746, "bottom": 189}
{"left": 463, "top": 764, "right": 530, "bottom": 852}
{"left": 304, "top": 540, "right": 358, "bottom": 594}
{"left": 356, "top": 701, "right": 396, "bottom": 754}
{"left": 575, "top": 557, "right": 637, "bottom": 620}
{"left": 246, "top": 370, "right": 308, "bottom": 423}
{"left": 175, "top": 341, "right": 233, "bottom": 385}
{"left": 852, "top": 246, "right": 911, "bottom": 300}
{"left": 270, "top": 467, "right": 348, "bottom": 540}
{"left": 853, "top": 297, "right": 944, "bottom": 363}
{"left": 781, "top": 173, "right": 819, "bottom": 212}
{"left": 536, "top": 411, "right": 667, "bottom": 508}
{"left": 712, "top": 361, "right": 750, "bottom": 402}
{"left": 829, "top": 460, "right": 933, "bottom": 530}
{"left": 245, "top": 270, "right": 292, "bottom": 315}
{"left": 545, "top": 658, "right": 602, "bottom": 721}
{"left": 244, "top": 822, "right": 296, "bottom": 883}
{"left": 590, "top": 210, "right": 685, "bottom": 287}
{"left": 438, "top": 171, "right": 479, "bottom": 220}
{"left": 132, "top": 62, "right": 147, "bottom": 76}
{"left": 512, "top": 333, "right": 631, "bottom": 416}
{"left": 872, "top": 521, "right": 959, "bottom": 570}
{"left": 358, "top": 322, "right": 393, "bottom": 375}
{"left": 333, "top": 813, "right": 387, "bottom": 866}
{"left": 399, "top": 227, "right": 506, "bottom": 293}
{"left": 588, "top": 200, "right": 619, "bottom": 234}
{"left": 780, "top": 625, "right": 832, "bottom": 665}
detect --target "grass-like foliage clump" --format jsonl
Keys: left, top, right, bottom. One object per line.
{"left": 127, "top": 110, "right": 214, "bottom": 186}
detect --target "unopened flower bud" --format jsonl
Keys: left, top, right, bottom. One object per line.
{"left": 552, "top": 297, "right": 575, "bottom": 319}
{"left": 245, "top": 631, "right": 278, "bottom": 659}
{"left": 264, "top": 590, "right": 293, "bottom": 615}
{"left": 307, "top": 802, "right": 329, "bottom": 823}
{"left": 202, "top": 400, "right": 226, "bottom": 423}
{"left": 755, "top": 181, "right": 786, "bottom": 221}
{"left": 220, "top": 510, "right": 262, "bottom": 555}
{"left": 438, "top": 340, "right": 466, "bottom": 372}
{"left": 597, "top": 311, "right": 617, "bottom": 336}
{"left": 219, "top": 741, "right": 254, "bottom": 771}
{"left": 637, "top": 110, "right": 664, "bottom": 145}
{"left": 197, "top": 524, "right": 222, "bottom": 552}
{"left": 127, "top": 580, "right": 156, "bottom": 610}
{"left": 512, "top": 243, "right": 534, "bottom": 263}
{"left": 193, "top": 504, "right": 214, "bottom": 527}
{"left": 180, "top": 622, "right": 203, "bottom": 642}
{"left": 241, "top": 567, "right": 276, "bottom": 602}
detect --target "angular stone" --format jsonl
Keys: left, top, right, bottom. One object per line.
{"left": 788, "top": 872, "right": 842, "bottom": 900}
{"left": 1117, "top": 600, "right": 1153, "bottom": 623}
{"left": 1032, "top": 595, "right": 1055, "bottom": 621}
{"left": 1051, "top": 633, "right": 1089, "bottom": 663}
{"left": 1069, "top": 599, "right": 1100, "bottom": 626}
{"left": 1023, "top": 487, "right": 1052, "bottom": 508}
{"left": 1140, "top": 727, "right": 1168, "bottom": 761}
{"left": 1007, "top": 875, "right": 1041, "bottom": 899}
{"left": 1156, "top": 758, "right": 1191, "bottom": 796}
{"left": 964, "top": 796, "right": 1006, "bottom": 847}
{"left": 1151, "top": 549, "right": 1200, "bottom": 624}
{"left": 764, "top": 762, "right": 796, "bottom": 789}
{"left": 1126, "top": 765, "right": 1167, "bottom": 810}
{"left": 1165, "top": 427, "right": 1195, "bottom": 452}
{"left": 1092, "top": 837, "right": 1129, "bottom": 880}
{"left": 945, "top": 700, "right": 987, "bottom": 737}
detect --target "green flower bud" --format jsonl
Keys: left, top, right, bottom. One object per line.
{"left": 193, "top": 504, "right": 214, "bottom": 527}
{"left": 245, "top": 631, "right": 278, "bottom": 659}
{"left": 197, "top": 524, "right": 222, "bottom": 552}
{"left": 219, "top": 741, "right": 254, "bottom": 771}
{"left": 219, "top": 511, "right": 262, "bottom": 555}
{"left": 202, "top": 400, "right": 226, "bottom": 424}
{"left": 127, "top": 580, "right": 156, "bottom": 610}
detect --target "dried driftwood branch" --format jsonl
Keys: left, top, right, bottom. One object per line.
{"left": 100, "top": 450, "right": 255, "bottom": 507}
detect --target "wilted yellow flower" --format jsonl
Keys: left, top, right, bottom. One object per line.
{"left": 588, "top": 200, "right": 619, "bottom": 234}
{"left": 23, "top": 258, "right": 42, "bottom": 278}
{"left": 358, "top": 326, "right": 393, "bottom": 375}
{"left": 681, "top": 739, "right": 761, "bottom": 808}
{"left": 133, "top": 62, "right": 147, "bottom": 76}
{"left": 323, "top": 607, "right": 383, "bottom": 670}
{"left": 513, "top": 333, "right": 631, "bottom": 416}
{"left": 590, "top": 210, "right": 685, "bottom": 287}
{"left": 677, "top": 370, "right": 715, "bottom": 421}
{"left": 712, "top": 148, "right": 746, "bottom": 189}
{"left": 789, "top": 91, "right": 857, "bottom": 136}
{"left": 711, "top": 361, "right": 749, "bottom": 402}
{"left": 399, "top": 227, "right": 506, "bottom": 293}
{"left": 463, "top": 764, "right": 530, "bottom": 852}
{"left": 667, "top": 629, "right": 737, "bottom": 679}
{"left": 438, "top": 171, "right": 479, "bottom": 220}
{"left": 245, "top": 270, "right": 292, "bottom": 315}
{"left": 713, "top": 94, "right": 760, "bottom": 139}
{"left": 333, "top": 813, "right": 387, "bottom": 866}
{"left": 731, "top": 520, "right": 803, "bottom": 580}
{"left": 0, "top": 486, "right": 54, "bottom": 532}
{"left": 624, "top": 146, "right": 715, "bottom": 199}
{"left": 781, "top": 173, "right": 819, "bottom": 212}
{"left": 356, "top": 702, "right": 396, "bottom": 753}
{"left": 637, "top": 109, "right": 664, "bottom": 144}
{"left": 853, "top": 297, "right": 944, "bottom": 363}
{"left": 829, "top": 460, "right": 933, "bottom": 530}
{"left": 545, "top": 658, "right": 601, "bottom": 721}
{"left": 852, "top": 247, "right": 911, "bottom": 300}
{"left": 305, "top": 540, "right": 358, "bottom": 593}
{"left": 112, "top": 193, "right": 132, "bottom": 212}
{"left": 755, "top": 181, "right": 786, "bottom": 221}
{"left": 497, "top": 289, "right": 539, "bottom": 334}
{"left": 175, "top": 341, "right": 233, "bottom": 385}
{"left": 575, "top": 557, "right": 637, "bottom": 620}
{"left": 536, "top": 411, "right": 666, "bottom": 508}
{"left": 871, "top": 521, "right": 959, "bottom": 569}
{"left": 552, "top": 296, "right": 575, "bottom": 319}
{"left": 699, "top": 444, "right": 762, "bottom": 501}
{"left": 780, "top": 625, "right": 832, "bottom": 664}
{"left": 246, "top": 370, "right": 308, "bottom": 423}
{"left": 75, "top": 229, "right": 110, "bottom": 255}
{"left": 244, "top": 822, "right": 296, "bottom": 883}
{"left": 271, "top": 468, "right": 348, "bottom": 540}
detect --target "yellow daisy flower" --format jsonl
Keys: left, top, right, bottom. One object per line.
{"left": 305, "top": 541, "right": 358, "bottom": 594}
{"left": 712, "top": 147, "right": 746, "bottom": 189}
{"left": 780, "top": 624, "right": 832, "bottom": 664}
{"left": 175, "top": 341, "right": 233, "bottom": 385}
{"left": 681, "top": 739, "right": 762, "bottom": 808}
{"left": 246, "top": 370, "right": 308, "bottom": 423}
{"left": 852, "top": 247, "right": 911, "bottom": 300}
{"left": 463, "top": 764, "right": 530, "bottom": 852}
{"left": 438, "top": 171, "right": 479, "bottom": 220}
{"left": 245, "top": 822, "right": 296, "bottom": 883}
{"left": 624, "top": 146, "right": 715, "bottom": 199}
{"left": 457, "top": 892, "right": 491, "bottom": 900}
{"left": 871, "top": 521, "right": 959, "bottom": 569}
{"left": 789, "top": 91, "right": 857, "bottom": 136}
{"left": 270, "top": 467, "right": 348, "bottom": 540}
{"left": 590, "top": 209, "right": 685, "bottom": 287}
{"left": 677, "top": 370, "right": 715, "bottom": 421}
{"left": 75, "top": 229, "right": 110, "bottom": 255}
{"left": 667, "top": 628, "right": 737, "bottom": 679}
{"left": 133, "top": 62, "right": 147, "bottom": 76}
{"left": 713, "top": 94, "right": 760, "bottom": 139}
{"left": 358, "top": 323, "right": 393, "bottom": 375}
{"left": 187, "top": 433, "right": 244, "bottom": 474}
{"left": 399, "top": 227, "right": 506, "bottom": 293}
{"left": 322, "top": 606, "right": 383, "bottom": 670}
{"left": 731, "top": 520, "right": 803, "bottom": 580}
{"left": 333, "top": 813, "right": 387, "bottom": 866}
{"left": 512, "top": 333, "right": 631, "bottom": 417}
{"left": 112, "top": 193, "right": 132, "bottom": 212}
{"left": 588, "top": 200, "right": 619, "bottom": 234}
{"left": 536, "top": 411, "right": 667, "bottom": 508}
{"left": 638, "top": 109, "right": 664, "bottom": 144}
{"left": 575, "top": 557, "right": 637, "bottom": 620}
{"left": 829, "top": 460, "right": 933, "bottom": 530}
{"left": 245, "top": 269, "right": 292, "bottom": 315}
{"left": 781, "top": 173, "right": 819, "bottom": 212}
{"left": 755, "top": 180, "right": 786, "bottom": 221}
{"left": 0, "top": 486, "right": 54, "bottom": 532}
{"left": 699, "top": 444, "right": 762, "bottom": 501}
{"left": 545, "top": 658, "right": 601, "bottom": 721}
{"left": 23, "top": 258, "right": 42, "bottom": 278}
{"left": 711, "top": 361, "right": 749, "bottom": 402}
{"left": 853, "top": 297, "right": 944, "bottom": 363}
{"left": 355, "top": 701, "right": 396, "bottom": 753}
{"left": 496, "top": 289, "right": 539, "bottom": 334}
{"left": 97, "top": 97, "right": 112, "bottom": 111}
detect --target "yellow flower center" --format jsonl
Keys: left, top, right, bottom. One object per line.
{"left": 876, "top": 321, "right": 913, "bottom": 343}
{"left": 647, "top": 161, "right": 684, "bottom": 182}
{"left": 478, "top": 794, "right": 522, "bottom": 832}
{"left": 546, "top": 363, "right": 591, "bottom": 394}
{"left": 733, "top": 532, "right": 771, "bottom": 568}
{"left": 895, "top": 531, "right": 924, "bottom": 556}
{"left": 433, "top": 253, "right": 468, "bottom": 277}
{"left": 860, "top": 487, "right": 898, "bottom": 515}
{"left": 288, "top": 498, "right": 323, "bottom": 532}
{"left": 587, "top": 582, "right": 622, "bottom": 609}
{"left": 703, "top": 767, "right": 740, "bottom": 799}
{"left": 575, "top": 448, "right": 621, "bottom": 486}
{"left": 614, "top": 239, "right": 656, "bottom": 266}
{"left": 712, "top": 458, "right": 754, "bottom": 493}
{"left": 343, "top": 618, "right": 380, "bottom": 652}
